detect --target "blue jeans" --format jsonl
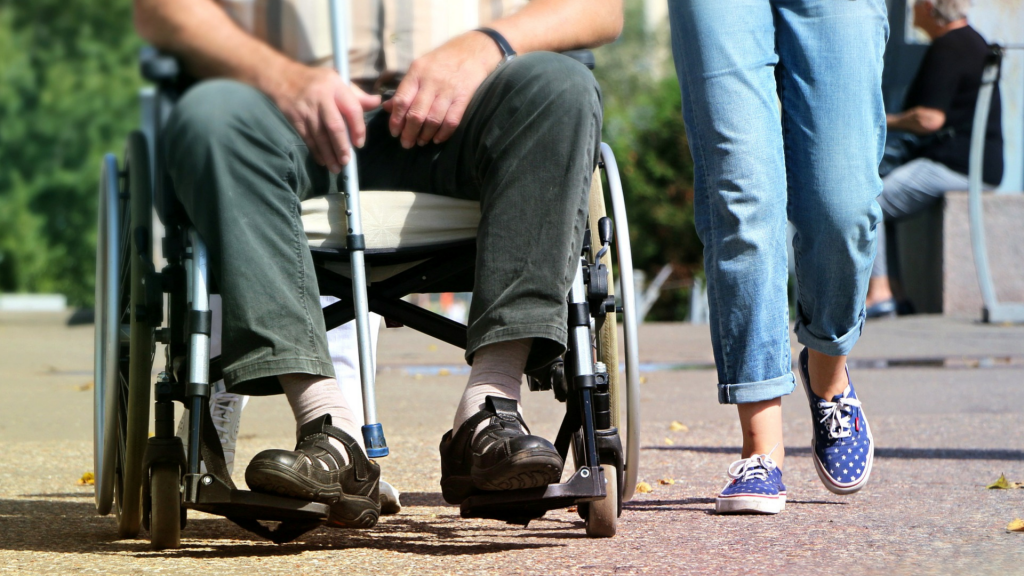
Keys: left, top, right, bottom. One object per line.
{"left": 668, "top": 0, "right": 888, "bottom": 404}
{"left": 871, "top": 158, "right": 987, "bottom": 278}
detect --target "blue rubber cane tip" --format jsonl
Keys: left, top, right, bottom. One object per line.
{"left": 362, "top": 423, "right": 389, "bottom": 458}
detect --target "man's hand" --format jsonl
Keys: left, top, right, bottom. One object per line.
{"left": 383, "top": 32, "right": 503, "bottom": 149}
{"left": 886, "top": 106, "right": 946, "bottom": 136}
{"left": 270, "top": 64, "right": 382, "bottom": 173}
{"left": 135, "top": 0, "right": 380, "bottom": 171}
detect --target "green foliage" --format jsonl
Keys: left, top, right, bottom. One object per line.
{"left": 593, "top": 5, "right": 703, "bottom": 321}
{"left": 0, "top": 0, "right": 141, "bottom": 305}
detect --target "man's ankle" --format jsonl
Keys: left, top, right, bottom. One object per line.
{"left": 279, "top": 373, "right": 366, "bottom": 462}
{"left": 867, "top": 277, "right": 894, "bottom": 305}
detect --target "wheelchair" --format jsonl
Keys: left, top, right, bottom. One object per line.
{"left": 93, "top": 46, "right": 641, "bottom": 549}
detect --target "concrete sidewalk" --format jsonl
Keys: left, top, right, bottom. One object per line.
{"left": 0, "top": 313, "right": 1022, "bottom": 575}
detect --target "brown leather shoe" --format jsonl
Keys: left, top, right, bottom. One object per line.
{"left": 439, "top": 396, "right": 563, "bottom": 504}
{"left": 246, "top": 414, "right": 381, "bottom": 528}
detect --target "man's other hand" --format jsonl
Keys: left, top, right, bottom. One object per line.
{"left": 271, "top": 65, "right": 382, "bottom": 173}
{"left": 886, "top": 106, "right": 946, "bottom": 136}
{"left": 383, "top": 32, "right": 503, "bottom": 149}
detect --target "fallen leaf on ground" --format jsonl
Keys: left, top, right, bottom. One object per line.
{"left": 664, "top": 437, "right": 675, "bottom": 446}
{"left": 635, "top": 482, "right": 653, "bottom": 494}
{"left": 658, "top": 478, "right": 675, "bottom": 486}
{"left": 989, "top": 474, "right": 1011, "bottom": 489}
{"left": 669, "top": 421, "right": 689, "bottom": 432}
{"left": 566, "top": 506, "right": 578, "bottom": 513}
{"left": 78, "top": 472, "right": 95, "bottom": 486}
{"left": 1007, "top": 519, "right": 1024, "bottom": 532}
{"left": 76, "top": 381, "right": 94, "bottom": 392}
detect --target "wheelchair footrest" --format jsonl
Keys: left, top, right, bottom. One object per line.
{"left": 459, "top": 466, "right": 606, "bottom": 526}
{"left": 184, "top": 473, "right": 330, "bottom": 543}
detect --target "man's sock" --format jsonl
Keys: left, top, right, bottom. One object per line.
{"left": 452, "top": 339, "right": 532, "bottom": 436}
{"left": 280, "top": 373, "right": 365, "bottom": 466}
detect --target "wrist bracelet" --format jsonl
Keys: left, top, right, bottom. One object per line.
{"left": 475, "top": 27, "right": 517, "bottom": 65}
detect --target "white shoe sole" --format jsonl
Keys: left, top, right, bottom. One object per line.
{"left": 379, "top": 479, "right": 402, "bottom": 515}
{"left": 715, "top": 493, "right": 785, "bottom": 515}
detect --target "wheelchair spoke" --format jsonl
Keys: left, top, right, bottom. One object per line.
{"left": 118, "top": 201, "right": 131, "bottom": 300}
{"left": 117, "top": 373, "right": 128, "bottom": 450}
{"left": 115, "top": 369, "right": 129, "bottom": 511}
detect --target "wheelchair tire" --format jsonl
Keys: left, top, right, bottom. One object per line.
{"left": 586, "top": 464, "right": 618, "bottom": 538}
{"left": 105, "top": 131, "right": 156, "bottom": 538}
{"left": 94, "top": 154, "right": 121, "bottom": 516}
{"left": 598, "top": 144, "right": 641, "bottom": 503}
{"left": 588, "top": 172, "right": 621, "bottom": 433}
{"left": 149, "top": 463, "right": 182, "bottom": 550}
{"left": 585, "top": 169, "right": 624, "bottom": 531}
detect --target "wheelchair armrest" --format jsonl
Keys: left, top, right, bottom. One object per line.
{"left": 140, "top": 46, "right": 184, "bottom": 86}
{"left": 560, "top": 50, "right": 595, "bottom": 70}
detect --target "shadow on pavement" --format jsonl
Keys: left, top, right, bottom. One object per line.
{"left": 624, "top": 497, "right": 715, "bottom": 514}
{"left": 645, "top": 445, "right": 1024, "bottom": 460}
{"left": 0, "top": 497, "right": 570, "bottom": 558}
{"left": 399, "top": 491, "right": 449, "bottom": 507}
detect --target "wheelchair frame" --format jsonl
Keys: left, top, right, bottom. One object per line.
{"left": 93, "top": 10, "right": 641, "bottom": 548}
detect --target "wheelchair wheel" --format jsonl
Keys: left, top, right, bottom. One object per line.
{"left": 578, "top": 170, "right": 621, "bottom": 538}
{"left": 149, "top": 463, "right": 182, "bottom": 550}
{"left": 94, "top": 154, "right": 121, "bottom": 515}
{"left": 94, "top": 131, "right": 156, "bottom": 537}
{"left": 597, "top": 145, "right": 641, "bottom": 503}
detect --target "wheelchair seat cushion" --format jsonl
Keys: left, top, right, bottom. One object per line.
{"left": 302, "top": 191, "right": 480, "bottom": 253}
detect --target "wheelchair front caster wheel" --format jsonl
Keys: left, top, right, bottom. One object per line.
{"left": 148, "top": 463, "right": 182, "bottom": 550}
{"left": 585, "top": 464, "right": 618, "bottom": 538}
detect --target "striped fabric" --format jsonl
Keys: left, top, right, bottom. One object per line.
{"left": 218, "top": 0, "right": 527, "bottom": 80}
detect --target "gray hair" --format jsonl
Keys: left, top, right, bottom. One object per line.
{"left": 930, "top": 0, "right": 972, "bottom": 24}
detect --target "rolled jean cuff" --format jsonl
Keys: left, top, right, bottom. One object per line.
{"left": 795, "top": 313, "right": 865, "bottom": 358}
{"left": 467, "top": 323, "right": 568, "bottom": 373}
{"left": 224, "top": 357, "right": 336, "bottom": 396}
{"left": 718, "top": 372, "right": 796, "bottom": 404}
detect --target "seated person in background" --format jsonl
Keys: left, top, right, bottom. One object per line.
{"left": 135, "top": 0, "right": 622, "bottom": 528}
{"left": 866, "top": 0, "right": 1003, "bottom": 318}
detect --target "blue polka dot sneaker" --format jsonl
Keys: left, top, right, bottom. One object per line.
{"left": 715, "top": 450, "right": 786, "bottom": 514}
{"left": 798, "top": 347, "right": 874, "bottom": 495}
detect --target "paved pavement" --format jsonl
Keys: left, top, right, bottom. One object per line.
{"left": 1, "top": 312, "right": 1022, "bottom": 575}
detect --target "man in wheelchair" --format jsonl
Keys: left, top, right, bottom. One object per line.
{"left": 134, "top": 0, "right": 623, "bottom": 528}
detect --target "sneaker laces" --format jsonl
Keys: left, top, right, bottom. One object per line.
{"left": 209, "top": 389, "right": 243, "bottom": 447}
{"left": 817, "top": 391, "right": 862, "bottom": 439}
{"left": 727, "top": 444, "right": 779, "bottom": 483}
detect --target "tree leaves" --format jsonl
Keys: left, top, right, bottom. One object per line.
{"left": 0, "top": 1, "right": 142, "bottom": 305}
{"left": 593, "top": 9, "right": 702, "bottom": 321}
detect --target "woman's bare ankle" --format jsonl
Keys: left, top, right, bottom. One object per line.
{"left": 806, "top": 349, "right": 850, "bottom": 399}
{"left": 737, "top": 398, "right": 785, "bottom": 469}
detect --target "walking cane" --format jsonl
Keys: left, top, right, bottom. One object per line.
{"left": 328, "top": 0, "right": 389, "bottom": 457}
